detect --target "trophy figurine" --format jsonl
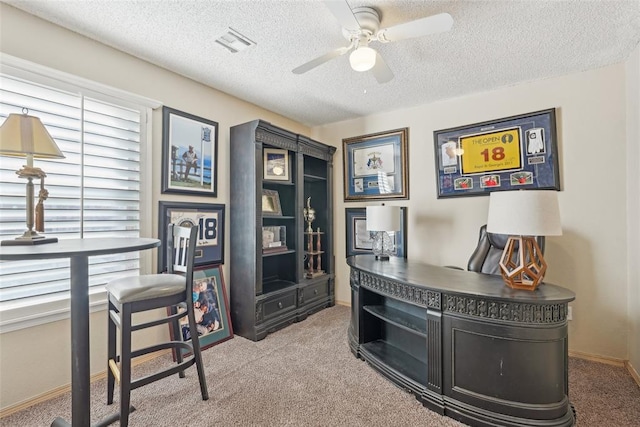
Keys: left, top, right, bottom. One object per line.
{"left": 303, "top": 197, "right": 324, "bottom": 278}
{"left": 303, "top": 197, "right": 315, "bottom": 233}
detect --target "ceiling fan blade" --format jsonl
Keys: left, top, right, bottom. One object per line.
{"left": 292, "top": 46, "right": 350, "bottom": 74}
{"left": 371, "top": 52, "right": 393, "bottom": 84}
{"left": 323, "top": 0, "right": 360, "bottom": 31}
{"left": 378, "top": 12, "right": 453, "bottom": 43}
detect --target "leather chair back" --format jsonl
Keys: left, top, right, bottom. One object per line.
{"left": 467, "top": 224, "right": 545, "bottom": 275}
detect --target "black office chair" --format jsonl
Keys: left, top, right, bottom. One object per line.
{"left": 466, "top": 224, "right": 545, "bottom": 275}
{"left": 105, "top": 224, "right": 209, "bottom": 427}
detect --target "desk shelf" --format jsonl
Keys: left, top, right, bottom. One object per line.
{"left": 361, "top": 340, "right": 427, "bottom": 388}
{"left": 363, "top": 305, "right": 427, "bottom": 338}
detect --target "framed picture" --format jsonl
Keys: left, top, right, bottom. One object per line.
{"left": 158, "top": 201, "right": 225, "bottom": 272}
{"left": 343, "top": 128, "right": 409, "bottom": 201}
{"left": 263, "top": 148, "right": 290, "bottom": 182}
{"left": 161, "top": 106, "right": 219, "bottom": 197}
{"left": 433, "top": 108, "right": 560, "bottom": 198}
{"left": 261, "top": 189, "right": 282, "bottom": 216}
{"left": 345, "top": 207, "right": 407, "bottom": 258}
{"left": 169, "top": 264, "right": 233, "bottom": 358}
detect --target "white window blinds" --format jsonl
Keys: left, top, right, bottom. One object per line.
{"left": 0, "top": 73, "right": 145, "bottom": 303}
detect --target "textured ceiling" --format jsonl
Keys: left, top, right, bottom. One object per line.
{"left": 4, "top": 0, "right": 640, "bottom": 127}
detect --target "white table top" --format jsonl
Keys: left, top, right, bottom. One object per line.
{"left": 0, "top": 237, "right": 160, "bottom": 260}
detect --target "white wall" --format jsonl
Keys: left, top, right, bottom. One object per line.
{"left": 314, "top": 62, "right": 631, "bottom": 361}
{"left": 0, "top": 4, "right": 309, "bottom": 411}
{"left": 626, "top": 43, "right": 640, "bottom": 375}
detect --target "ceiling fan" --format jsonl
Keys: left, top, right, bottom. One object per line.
{"left": 292, "top": 0, "right": 454, "bottom": 84}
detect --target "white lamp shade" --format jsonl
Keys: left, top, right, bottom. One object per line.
{"left": 0, "top": 113, "right": 64, "bottom": 159}
{"left": 487, "top": 190, "right": 562, "bottom": 236}
{"left": 366, "top": 206, "right": 401, "bottom": 232}
{"left": 349, "top": 46, "right": 376, "bottom": 72}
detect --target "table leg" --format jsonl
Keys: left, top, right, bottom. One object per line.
{"left": 64, "top": 255, "right": 90, "bottom": 427}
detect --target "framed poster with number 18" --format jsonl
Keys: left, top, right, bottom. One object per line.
{"left": 158, "top": 201, "right": 225, "bottom": 272}
{"left": 433, "top": 108, "right": 560, "bottom": 198}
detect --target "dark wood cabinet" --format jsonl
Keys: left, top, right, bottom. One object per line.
{"left": 230, "top": 120, "right": 336, "bottom": 341}
{"left": 348, "top": 255, "right": 576, "bottom": 427}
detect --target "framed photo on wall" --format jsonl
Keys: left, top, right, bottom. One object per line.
{"left": 161, "top": 106, "right": 219, "bottom": 197}
{"left": 345, "top": 207, "right": 407, "bottom": 258}
{"left": 433, "top": 108, "right": 560, "bottom": 198}
{"left": 169, "top": 264, "right": 233, "bottom": 358}
{"left": 343, "top": 128, "right": 409, "bottom": 201}
{"left": 158, "top": 201, "right": 225, "bottom": 272}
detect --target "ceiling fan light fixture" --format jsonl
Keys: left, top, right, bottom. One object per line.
{"left": 349, "top": 46, "right": 376, "bottom": 72}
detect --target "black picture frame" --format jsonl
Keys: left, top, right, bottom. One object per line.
{"left": 345, "top": 207, "right": 407, "bottom": 258}
{"left": 161, "top": 106, "right": 219, "bottom": 197}
{"left": 433, "top": 108, "right": 560, "bottom": 198}
{"left": 158, "top": 201, "right": 225, "bottom": 272}
{"left": 343, "top": 128, "right": 409, "bottom": 201}
{"left": 168, "top": 264, "right": 233, "bottom": 359}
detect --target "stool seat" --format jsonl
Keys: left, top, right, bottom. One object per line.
{"left": 106, "top": 274, "right": 185, "bottom": 303}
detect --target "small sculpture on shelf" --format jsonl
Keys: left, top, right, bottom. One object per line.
{"left": 303, "top": 196, "right": 315, "bottom": 233}
{"left": 303, "top": 197, "right": 324, "bottom": 278}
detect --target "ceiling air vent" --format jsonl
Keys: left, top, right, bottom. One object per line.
{"left": 215, "top": 28, "right": 256, "bottom": 53}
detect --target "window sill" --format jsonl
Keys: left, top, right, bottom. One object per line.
{"left": 0, "top": 287, "right": 109, "bottom": 334}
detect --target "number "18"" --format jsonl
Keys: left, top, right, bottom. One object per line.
{"left": 480, "top": 147, "right": 505, "bottom": 162}
{"left": 198, "top": 217, "right": 217, "bottom": 240}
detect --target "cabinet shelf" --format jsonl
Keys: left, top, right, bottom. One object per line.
{"left": 261, "top": 279, "right": 297, "bottom": 295}
{"left": 263, "top": 216, "right": 295, "bottom": 221}
{"left": 263, "top": 181, "right": 295, "bottom": 187}
{"left": 262, "top": 249, "right": 296, "bottom": 257}
{"left": 304, "top": 173, "right": 327, "bottom": 182}
{"left": 363, "top": 305, "right": 427, "bottom": 337}
{"left": 360, "top": 340, "right": 427, "bottom": 388}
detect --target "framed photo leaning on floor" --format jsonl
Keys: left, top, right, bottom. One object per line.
{"left": 169, "top": 264, "right": 233, "bottom": 358}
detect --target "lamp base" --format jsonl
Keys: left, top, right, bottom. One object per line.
{"left": 499, "top": 236, "right": 546, "bottom": 291}
{"left": 2, "top": 236, "right": 58, "bottom": 246}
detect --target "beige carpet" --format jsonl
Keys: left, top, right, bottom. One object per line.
{"left": 2, "top": 305, "right": 639, "bottom": 426}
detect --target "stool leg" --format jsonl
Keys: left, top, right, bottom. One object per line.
{"left": 170, "top": 304, "right": 186, "bottom": 378}
{"left": 107, "top": 299, "right": 117, "bottom": 405}
{"left": 186, "top": 302, "right": 209, "bottom": 401}
{"left": 119, "top": 304, "right": 133, "bottom": 427}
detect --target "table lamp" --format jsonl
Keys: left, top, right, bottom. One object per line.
{"left": 486, "top": 190, "right": 562, "bottom": 291}
{"left": 366, "top": 205, "right": 401, "bottom": 261}
{"left": 0, "top": 109, "right": 65, "bottom": 246}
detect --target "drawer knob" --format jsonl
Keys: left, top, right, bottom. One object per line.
{"left": 314, "top": 289, "right": 318, "bottom": 295}
{"left": 278, "top": 302, "right": 283, "bottom": 308}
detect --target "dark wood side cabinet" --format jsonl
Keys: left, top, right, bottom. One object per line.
{"left": 348, "top": 255, "right": 576, "bottom": 427}
{"left": 230, "top": 120, "right": 336, "bottom": 341}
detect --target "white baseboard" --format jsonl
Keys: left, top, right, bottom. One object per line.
{"left": 0, "top": 350, "right": 169, "bottom": 419}
{"left": 569, "top": 350, "right": 639, "bottom": 387}
{"left": 626, "top": 360, "right": 640, "bottom": 387}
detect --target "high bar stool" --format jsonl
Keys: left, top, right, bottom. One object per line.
{"left": 106, "top": 224, "right": 209, "bottom": 427}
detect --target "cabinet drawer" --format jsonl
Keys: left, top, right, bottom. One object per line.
{"left": 263, "top": 290, "right": 297, "bottom": 320}
{"left": 301, "top": 281, "right": 329, "bottom": 305}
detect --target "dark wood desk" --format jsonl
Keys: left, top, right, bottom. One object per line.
{"left": 347, "top": 255, "right": 576, "bottom": 427}
{"left": 0, "top": 238, "right": 160, "bottom": 427}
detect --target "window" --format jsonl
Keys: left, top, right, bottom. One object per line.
{"left": 0, "top": 56, "right": 157, "bottom": 317}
